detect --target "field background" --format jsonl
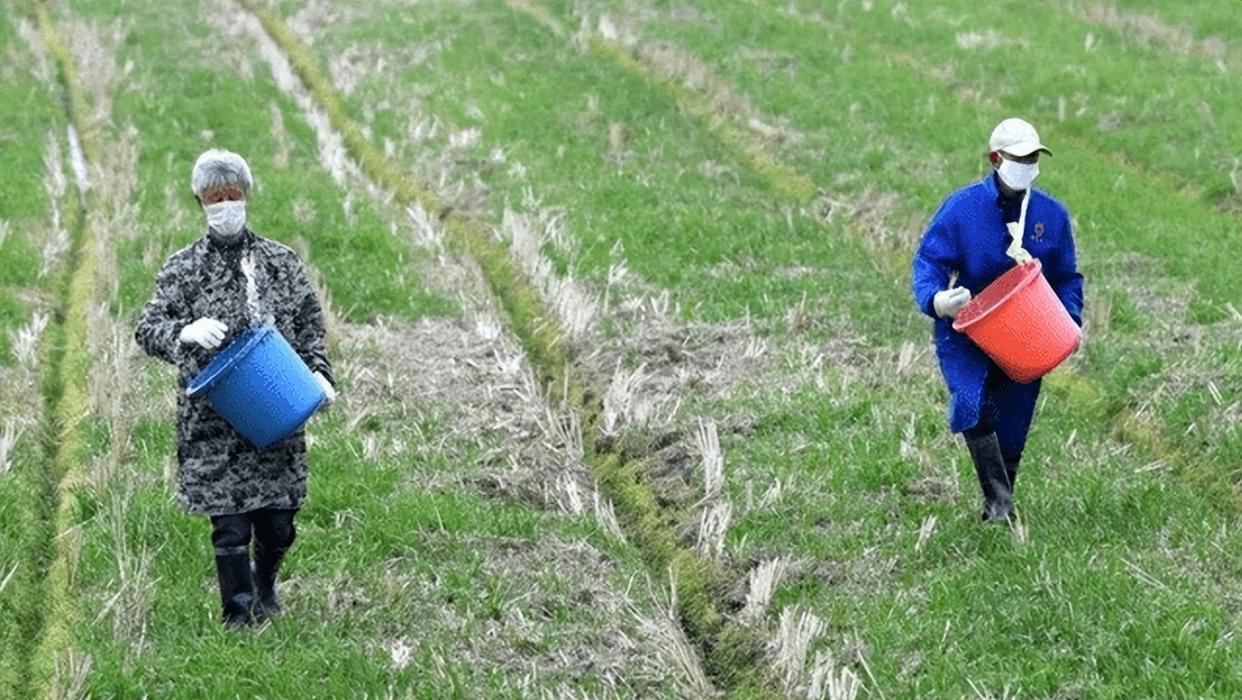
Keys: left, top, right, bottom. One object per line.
{"left": 2, "top": 0, "right": 1242, "bottom": 698}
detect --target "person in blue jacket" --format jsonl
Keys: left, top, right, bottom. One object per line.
{"left": 912, "top": 118, "right": 1084, "bottom": 522}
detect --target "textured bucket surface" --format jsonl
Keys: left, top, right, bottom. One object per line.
{"left": 953, "top": 259, "right": 1080, "bottom": 383}
{"left": 187, "top": 326, "right": 325, "bottom": 448}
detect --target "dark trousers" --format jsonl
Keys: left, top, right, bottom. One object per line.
{"left": 210, "top": 507, "right": 298, "bottom": 623}
{"left": 962, "top": 365, "right": 1034, "bottom": 465}
{"left": 210, "top": 508, "right": 298, "bottom": 557}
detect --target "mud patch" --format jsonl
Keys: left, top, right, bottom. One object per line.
{"left": 584, "top": 308, "right": 943, "bottom": 520}
{"left": 902, "top": 476, "right": 959, "bottom": 503}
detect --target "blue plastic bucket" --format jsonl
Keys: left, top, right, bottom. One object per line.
{"left": 186, "top": 325, "right": 326, "bottom": 449}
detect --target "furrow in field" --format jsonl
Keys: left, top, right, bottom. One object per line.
{"left": 0, "top": 7, "right": 65, "bottom": 696}
{"left": 505, "top": 0, "right": 815, "bottom": 205}
{"left": 22, "top": 1, "right": 117, "bottom": 696}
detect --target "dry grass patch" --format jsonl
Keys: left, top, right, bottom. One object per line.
{"left": 1078, "top": 3, "right": 1229, "bottom": 64}
{"left": 337, "top": 316, "right": 600, "bottom": 515}
{"left": 286, "top": 532, "right": 692, "bottom": 697}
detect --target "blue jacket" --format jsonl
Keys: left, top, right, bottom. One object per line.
{"left": 912, "top": 174, "right": 1084, "bottom": 437}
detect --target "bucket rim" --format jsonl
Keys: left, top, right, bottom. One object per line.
{"left": 952, "top": 258, "right": 1043, "bottom": 333}
{"left": 186, "top": 325, "right": 274, "bottom": 399}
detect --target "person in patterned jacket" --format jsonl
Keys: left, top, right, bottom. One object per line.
{"left": 135, "top": 149, "right": 337, "bottom": 626}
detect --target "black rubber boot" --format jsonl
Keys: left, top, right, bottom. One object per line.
{"left": 966, "top": 431, "right": 1013, "bottom": 523}
{"left": 214, "top": 546, "right": 257, "bottom": 627}
{"left": 252, "top": 543, "right": 288, "bottom": 621}
{"left": 251, "top": 508, "right": 297, "bottom": 622}
{"left": 1005, "top": 459, "right": 1020, "bottom": 496}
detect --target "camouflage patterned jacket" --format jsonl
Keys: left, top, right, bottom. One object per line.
{"left": 135, "top": 228, "right": 332, "bottom": 516}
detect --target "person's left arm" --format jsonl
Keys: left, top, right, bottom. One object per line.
{"left": 1046, "top": 210, "right": 1084, "bottom": 326}
{"left": 284, "top": 254, "right": 334, "bottom": 387}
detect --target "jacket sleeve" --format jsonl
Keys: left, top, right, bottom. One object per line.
{"left": 287, "top": 256, "right": 333, "bottom": 385}
{"left": 134, "top": 254, "right": 190, "bottom": 365}
{"left": 912, "top": 197, "right": 960, "bottom": 319}
{"left": 1047, "top": 213, "right": 1084, "bottom": 326}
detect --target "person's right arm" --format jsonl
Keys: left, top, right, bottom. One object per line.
{"left": 135, "top": 255, "right": 191, "bottom": 364}
{"left": 912, "top": 197, "right": 963, "bottom": 319}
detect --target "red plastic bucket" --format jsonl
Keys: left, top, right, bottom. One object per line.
{"left": 952, "top": 259, "right": 1080, "bottom": 383}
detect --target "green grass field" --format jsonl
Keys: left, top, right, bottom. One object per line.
{"left": 3, "top": 0, "right": 1242, "bottom": 697}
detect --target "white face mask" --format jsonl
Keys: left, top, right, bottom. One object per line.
{"left": 997, "top": 157, "right": 1039, "bottom": 191}
{"left": 204, "top": 200, "right": 247, "bottom": 237}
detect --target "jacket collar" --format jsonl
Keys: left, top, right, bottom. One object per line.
{"left": 205, "top": 226, "right": 256, "bottom": 251}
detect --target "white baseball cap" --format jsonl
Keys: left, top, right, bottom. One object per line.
{"left": 988, "top": 118, "right": 1051, "bottom": 157}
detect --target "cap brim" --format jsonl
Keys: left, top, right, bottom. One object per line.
{"left": 1002, "top": 141, "right": 1052, "bottom": 157}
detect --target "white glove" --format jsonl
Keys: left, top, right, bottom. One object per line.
{"left": 933, "top": 287, "right": 972, "bottom": 320}
{"left": 178, "top": 318, "right": 228, "bottom": 349}
{"left": 314, "top": 372, "right": 337, "bottom": 404}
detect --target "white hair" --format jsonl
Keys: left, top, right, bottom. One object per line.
{"left": 190, "top": 149, "right": 253, "bottom": 198}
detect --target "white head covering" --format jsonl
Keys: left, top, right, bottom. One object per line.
{"left": 191, "top": 149, "right": 253, "bottom": 198}
{"left": 988, "top": 118, "right": 1051, "bottom": 157}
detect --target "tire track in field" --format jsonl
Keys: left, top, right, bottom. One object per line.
{"left": 20, "top": 2, "right": 109, "bottom": 697}
{"left": 492, "top": 4, "right": 899, "bottom": 694}
{"left": 509, "top": 0, "right": 1242, "bottom": 514}
{"left": 0, "top": 15, "right": 60, "bottom": 697}
{"left": 233, "top": 1, "right": 795, "bottom": 696}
